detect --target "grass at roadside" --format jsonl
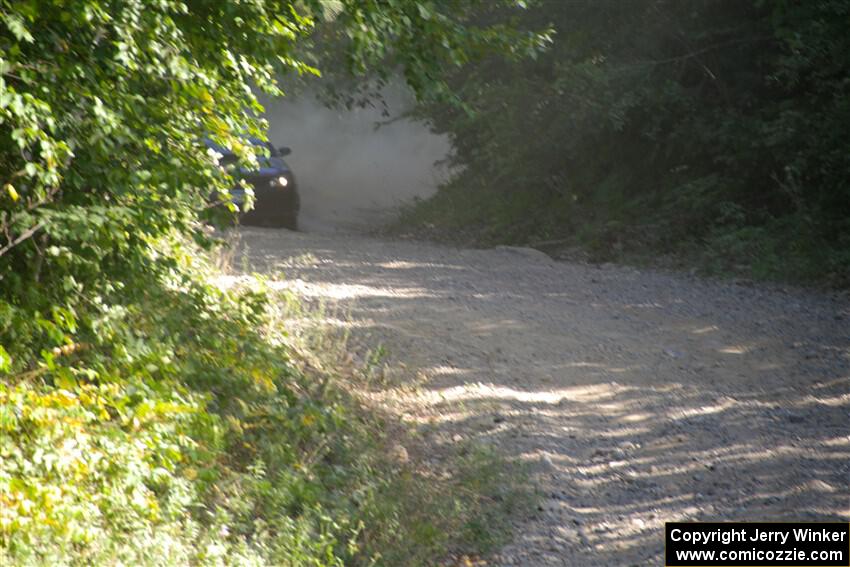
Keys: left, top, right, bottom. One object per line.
{"left": 0, "top": 232, "right": 529, "bottom": 566}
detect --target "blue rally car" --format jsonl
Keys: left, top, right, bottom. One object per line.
{"left": 206, "top": 138, "right": 300, "bottom": 230}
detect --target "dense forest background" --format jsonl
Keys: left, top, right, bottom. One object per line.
{"left": 402, "top": 0, "right": 850, "bottom": 285}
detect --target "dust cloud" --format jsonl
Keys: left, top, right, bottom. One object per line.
{"left": 262, "top": 87, "right": 450, "bottom": 232}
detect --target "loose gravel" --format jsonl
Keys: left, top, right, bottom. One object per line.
{"left": 234, "top": 227, "right": 850, "bottom": 566}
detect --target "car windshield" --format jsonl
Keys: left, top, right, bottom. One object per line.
{"left": 203, "top": 137, "right": 279, "bottom": 159}
{"left": 247, "top": 137, "right": 279, "bottom": 156}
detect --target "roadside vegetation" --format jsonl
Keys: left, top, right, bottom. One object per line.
{"left": 1, "top": 234, "right": 528, "bottom": 565}
{"left": 0, "top": 1, "right": 540, "bottom": 564}
{"left": 398, "top": 0, "right": 850, "bottom": 287}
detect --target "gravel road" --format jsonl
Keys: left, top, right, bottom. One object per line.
{"left": 234, "top": 227, "right": 849, "bottom": 566}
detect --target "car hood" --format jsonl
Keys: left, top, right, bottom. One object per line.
{"left": 248, "top": 156, "right": 291, "bottom": 176}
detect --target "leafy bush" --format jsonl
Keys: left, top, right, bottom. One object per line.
{"left": 1, "top": 235, "right": 529, "bottom": 565}
{"left": 2, "top": 239, "right": 334, "bottom": 564}
{"left": 405, "top": 0, "right": 850, "bottom": 285}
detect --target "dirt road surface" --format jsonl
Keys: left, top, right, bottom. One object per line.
{"left": 234, "top": 227, "right": 850, "bottom": 566}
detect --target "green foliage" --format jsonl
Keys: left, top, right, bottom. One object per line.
{"left": 1, "top": 238, "right": 527, "bottom": 565}
{"left": 0, "top": 0, "right": 543, "bottom": 563}
{"left": 405, "top": 0, "right": 850, "bottom": 285}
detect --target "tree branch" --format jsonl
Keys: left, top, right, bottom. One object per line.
{"left": 0, "top": 221, "right": 45, "bottom": 259}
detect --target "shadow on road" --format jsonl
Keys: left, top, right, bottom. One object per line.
{"left": 233, "top": 227, "right": 850, "bottom": 566}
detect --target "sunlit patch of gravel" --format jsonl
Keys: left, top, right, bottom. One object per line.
{"left": 234, "top": 227, "right": 850, "bottom": 566}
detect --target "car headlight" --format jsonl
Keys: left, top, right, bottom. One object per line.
{"left": 272, "top": 175, "right": 289, "bottom": 188}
